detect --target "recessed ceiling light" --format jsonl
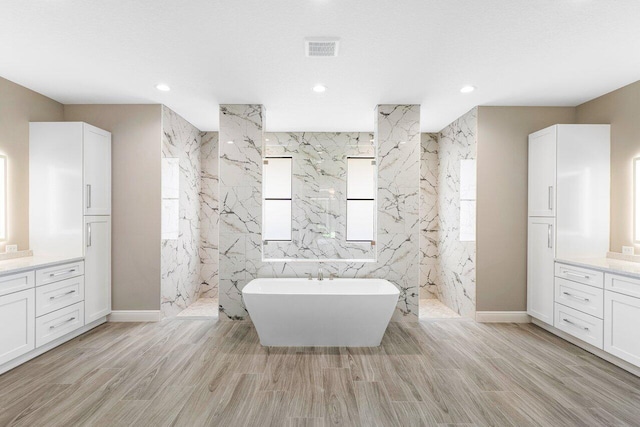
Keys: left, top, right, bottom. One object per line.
{"left": 460, "top": 85, "right": 476, "bottom": 93}
{"left": 155, "top": 83, "right": 171, "bottom": 92}
{"left": 226, "top": 140, "right": 234, "bottom": 144}
{"left": 313, "top": 84, "right": 327, "bottom": 93}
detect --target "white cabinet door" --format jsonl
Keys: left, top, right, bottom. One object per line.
{"left": 604, "top": 291, "right": 640, "bottom": 367}
{"left": 527, "top": 217, "right": 556, "bottom": 324}
{"left": 528, "top": 127, "right": 556, "bottom": 217}
{"left": 0, "top": 289, "right": 35, "bottom": 365}
{"left": 83, "top": 124, "right": 111, "bottom": 216}
{"left": 84, "top": 216, "right": 111, "bottom": 323}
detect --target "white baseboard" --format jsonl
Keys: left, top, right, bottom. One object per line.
{"left": 108, "top": 310, "right": 161, "bottom": 322}
{"left": 476, "top": 311, "right": 531, "bottom": 323}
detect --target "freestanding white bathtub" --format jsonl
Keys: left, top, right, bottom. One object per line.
{"left": 243, "top": 278, "right": 399, "bottom": 347}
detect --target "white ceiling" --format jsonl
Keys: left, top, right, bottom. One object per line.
{"left": 2, "top": 0, "right": 640, "bottom": 132}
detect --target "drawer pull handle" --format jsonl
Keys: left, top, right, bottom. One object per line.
{"left": 563, "top": 270, "right": 590, "bottom": 280}
{"left": 49, "top": 290, "right": 76, "bottom": 300}
{"left": 49, "top": 269, "right": 76, "bottom": 278}
{"left": 562, "top": 292, "right": 590, "bottom": 302}
{"left": 49, "top": 317, "right": 76, "bottom": 330}
{"left": 563, "top": 318, "right": 589, "bottom": 331}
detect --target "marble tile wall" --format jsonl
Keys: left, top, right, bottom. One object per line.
{"left": 420, "top": 132, "right": 440, "bottom": 299}
{"left": 218, "top": 104, "right": 265, "bottom": 320}
{"left": 200, "top": 131, "right": 219, "bottom": 299}
{"left": 218, "top": 104, "right": 421, "bottom": 321}
{"left": 263, "top": 132, "right": 375, "bottom": 261}
{"left": 160, "top": 106, "right": 202, "bottom": 318}
{"left": 436, "top": 107, "right": 477, "bottom": 318}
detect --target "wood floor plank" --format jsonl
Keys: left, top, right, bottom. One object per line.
{"left": 323, "top": 368, "right": 361, "bottom": 426}
{"left": 392, "top": 401, "right": 439, "bottom": 427}
{"left": 354, "top": 381, "right": 400, "bottom": 426}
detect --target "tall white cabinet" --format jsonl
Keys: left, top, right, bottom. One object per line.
{"left": 30, "top": 122, "right": 112, "bottom": 324}
{"left": 527, "top": 124, "right": 610, "bottom": 324}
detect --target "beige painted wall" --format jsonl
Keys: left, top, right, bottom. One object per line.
{"left": 576, "top": 80, "right": 640, "bottom": 253}
{"left": 64, "top": 105, "right": 162, "bottom": 311}
{"left": 476, "top": 106, "right": 576, "bottom": 312}
{"left": 0, "top": 77, "right": 64, "bottom": 251}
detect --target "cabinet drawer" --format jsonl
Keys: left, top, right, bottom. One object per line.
{"left": 0, "top": 270, "right": 35, "bottom": 297}
{"left": 604, "top": 291, "right": 640, "bottom": 367}
{"left": 555, "top": 263, "right": 603, "bottom": 288}
{"left": 555, "top": 277, "right": 604, "bottom": 319}
{"left": 36, "top": 261, "right": 84, "bottom": 287}
{"left": 36, "top": 276, "right": 84, "bottom": 317}
{"left": 554, "top": 303, "right": 603, "bottom": 349}
{"left": 35, "top": 302, "right": 84, "bottom": 347}
{"left": 605, "top": 273, "right": 640, "bottom": 299}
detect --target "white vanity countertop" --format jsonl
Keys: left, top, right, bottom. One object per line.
{"left": 0, "top": 255, "right": 84, "bottom": 276}
{"left": 556, "top": 257, "right": 640, "bottom": 279}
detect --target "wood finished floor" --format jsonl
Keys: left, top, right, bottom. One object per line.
{"left": 1, "top": 318, "right": 640, "bottom": 426}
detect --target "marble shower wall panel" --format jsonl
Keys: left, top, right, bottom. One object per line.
{"left": 420, "top": 133, "right": 440, "bottom": 299}
{"left": 371, "top": 105, "right": 421, "bottom": 319}
{"left": 200, "top": 131, "right": 219, "bottom": 299}
{"left": 161, "top": 106, "right": 202, "bottom": 318}
{"left": 219, "top": 105, "right": 265, "bottom": 320}
{"left": 437, "top": 108, "right": 477, "bottom": 318}
{"left": 263, "top": 132, "right": 375, "bottom": 261}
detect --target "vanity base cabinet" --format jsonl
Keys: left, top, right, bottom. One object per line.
{"left": 548, "top": 262, "right": 640, "bottom": 374}
{"left": 0, "top": 289, "right": 35, "bottom": 366}
{"left": 604, "top": 291, "right": 640, "bottom": 367}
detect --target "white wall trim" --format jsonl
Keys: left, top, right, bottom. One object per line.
{"left": 108, "top": 310, "right": 161, "bottom": 322}
{"left": 476, "top": 311, "right": 531, "bottom": 323}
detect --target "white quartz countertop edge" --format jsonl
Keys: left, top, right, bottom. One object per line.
{"left": 555, "top": 257, "right": 640, "bottom": 279}
{"left": 0, "top": 256, "right": 84, "bottom": 276}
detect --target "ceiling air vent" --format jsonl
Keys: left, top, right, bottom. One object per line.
{"left": 305, "top": 38, "right": 340, "bottom": 57}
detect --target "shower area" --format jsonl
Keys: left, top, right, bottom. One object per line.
{"left": 158, "top": 104, "right": 478, "bottom": 321}
{"left": 419, "top": 108, "right": 477, "bottom": 320}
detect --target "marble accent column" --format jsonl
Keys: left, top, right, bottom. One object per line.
{"left": 373, "top": 105, "right": 420, "bottom": 320}
{"left": 420, "top": 133, "right": 440, "bottom": 298}
{"left": 437, "top": 108, "right": 477, "bottom": 318}
{"left": 218, "top": 105, "right": 264, "bottom": 320}
{"left": 200, "top": 131, "right": 219, "bottom": 299}
{"left": 160, "top": 106, "right": 202, "bottom": 318}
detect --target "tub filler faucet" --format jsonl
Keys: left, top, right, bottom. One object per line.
{"left": 318, "top": 266, "right": 324, "bottom": 281}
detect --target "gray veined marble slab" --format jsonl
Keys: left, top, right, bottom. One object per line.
{"left": 199, "top": 131, "right": 219, "bottom": 299}
{"left": 436, "top": 107, "right": 477, "bottom": 318}
{"left": 420, "top": 133, "right": 440, "bottom": 299}
{"left": 263, "top": 132, "right": 375, "bottom": 261}
{"left": 160, "top": 106, "right": 203, "bottom": 318}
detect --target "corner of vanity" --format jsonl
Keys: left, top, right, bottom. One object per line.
{"left": 0, "top": 255, "right": 109, "bottom": 375}
{"left": 532, "top": 257, "right": 640, "bottom": 377}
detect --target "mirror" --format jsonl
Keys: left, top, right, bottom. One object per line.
{"left": 0, "top": 155, "right": 5, "bottom": 241}
{"left": 635, "top": 157, "right": 640, "bottom": 243}
{"left": 262, "top": 133, "right": 376, "bottom": 262}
